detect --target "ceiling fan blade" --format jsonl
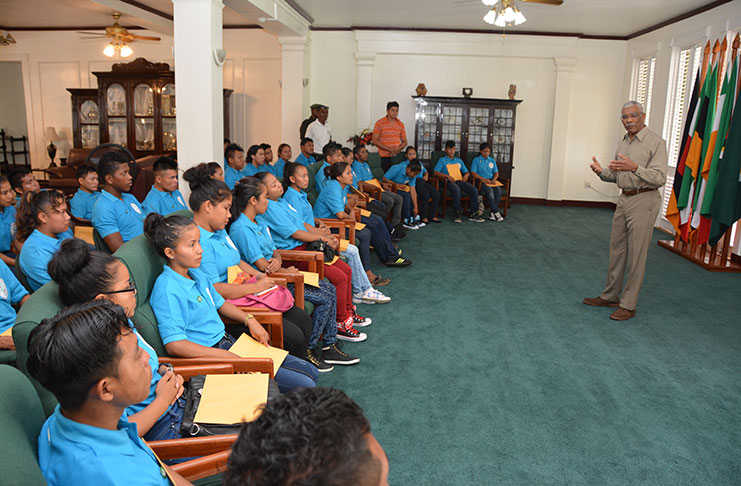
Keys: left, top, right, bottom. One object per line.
{"left": 77, "top": 31, "right": 107, "bottom": 36}
{"left": 130, "top": 35, "right": 161, "bottom": 41}
{"left": 521, "top": 0, "right": 563, "bottom": 5}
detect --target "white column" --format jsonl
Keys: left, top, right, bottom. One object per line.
{"left": 355, "top": 53, "right": 376, "bottom": 131}
{"left": 172, "top": 0, "right": 224, "bottom": 202}
{"left": 278, "top": 36, "right": 310, "bottom": 152}
{"left": 545, "top": 57, "right": 576, "bottom": 203}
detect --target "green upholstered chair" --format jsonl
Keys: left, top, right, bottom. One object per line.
{"left": 390, "top": 152, "right": 407, "bottom": 166}
{"left": 0, "top": 349, "right": 15, "bottom": 365}
{"left": 93, "top": 228, "right": 112, "bottom": 254}
{"left": 366, "top": 152, "right": 385, "bottom": 180}
{"left": 0, "top": 366, "right": 48, "bottom": 486}
{"left": 305, "top": 160, "right": 324, "bottom": 205}
{"left": 13, "top": 258, "right": 33, "bottom": 293}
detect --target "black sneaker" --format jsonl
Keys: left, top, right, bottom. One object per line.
{"left": 469, "top": 210, "right": 485, "bottom": 223}
{"left": 321, "top": 341, "right": 360, "bottom": 365}
{"left": 307, "top": 348, "right": 334, "bottom": 372}
{"left": 453, "top": 209, "right": 463, "bottom": 223}
{"left": 384, "top": 256, "right": 412, "bottom": 267}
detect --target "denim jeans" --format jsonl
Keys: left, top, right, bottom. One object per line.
{"left": 481, "top": 184, "right": 502, "bottom": 213}
{"left": 300, "top": 280, "right": 338, "bottom": 349}
{"left": 143, "top": 396, "right": 187, "bottom": 442}
{"left": 416, "top": 180, "right": 440, "bottom": 220}
{"left": 361, "top": 214, "right": 397, "bottom": 262}
{"left": 398, "top": 190, "right": 413, "bottom": 219}
{"left": 341, "top": 242, "right": 372, "bottom": 293}
{"left": 446, "top": 180, "right": 479, "bottom": 213}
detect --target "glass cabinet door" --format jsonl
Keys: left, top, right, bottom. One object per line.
{"left": 441, "top": 105, "right": 463, "bottom": 149}
{"left": 415, "top": 101, "right": 439, "bottom": 161}
{"left": 134, "top": 84, "right": 154, "bottom": 151}
{"left": 466, "top": 107, "right": 490, "bottom": 154}
{"left": 106, "top": 83, "right": 127, "bottom": 146}
{"left": 161, "top": 83, "right": 176, "bottom": 151}
{"left": 161, "top": 83, "right": 176, "bottom": 116}
{"left": 80, "top": 100, "right": 99, "bottom": 148}
{"left": 491, "top": 108, "right": 514, "bottom": 164}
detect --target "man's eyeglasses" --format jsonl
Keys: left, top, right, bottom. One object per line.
{"left": 101, "top": 281, "right": 137, "bottom": 295}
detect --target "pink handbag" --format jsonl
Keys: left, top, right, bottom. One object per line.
{"left": 227, "top": 275, "right": 295, "bottom": 312}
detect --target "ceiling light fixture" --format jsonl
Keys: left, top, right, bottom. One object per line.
{"left": 103, "top": 39, "right": 133, "bottom": 58}
{"left": 482, "top": 0, "right": 526, "bottom": 28}
{"left": 481, "top": 0, "right": 499, "bottom": 6}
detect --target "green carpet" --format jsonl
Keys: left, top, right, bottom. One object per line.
{"left": 320, "top": 205, "right": 741, "bottom": 485}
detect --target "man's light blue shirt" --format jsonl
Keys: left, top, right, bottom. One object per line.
{"left": 69, "top": 190, "right": 100, "bottom": 220}
{"left": 142, "top": 187, "right": 187, "bottom": 216}
{"left": 0, "top": 260, "right": 28, "bottom": 333}
{"left": 229, "top": 213, "right": 276, "bottom": 265}
{"left": 471, "top": 155, "right": 499, "bottom": 179}
{"left": 92, "top": 189, "right": 144, "bottom": 241}
{"left": 18, "top": 229, "right": 73, "bottom": 291}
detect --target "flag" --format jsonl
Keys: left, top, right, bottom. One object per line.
{"left": 677, "top": 57, "right": 718, "bottom": 240}
{"left": 693, "top": 54, "right": 739, "bottom": 244}
{"left": 665, "top": 68, "right": 702, "bottom": 233}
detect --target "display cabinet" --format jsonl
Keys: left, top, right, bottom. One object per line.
{"left": 68, "top": 88, "right": 100, "bottom": 149}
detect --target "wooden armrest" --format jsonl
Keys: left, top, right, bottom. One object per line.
{"left": 0, "top": 335, "right": 15, "bottom": 350}
{"left": 70, "top": 215, "right": 93, "bottom": 227}
{"left": 171, "top": 450, "right": 231, "bottom": 482}
{"left": 160, "top": 357, "right": 275, "bottom": 378}
{"left": 269, "top": 276, "right": 287, "bottom": 287}
{"left": 149, "top": 434, "right": 238, "bottom": 460}
{"left": 267, "top": 271, "right": 304, "bottom": 309}
{"left": 223, "top": 310, "right": 284, "bottom": 349}
{"left": 319, "top": 218, "right": 356, "bottom": 245}
{"left": 173, "top": 364, "right": 234, "bottom": 381}
{"left": 359, "top": 181, "right": 382, "bottom": 199}
{"left": 276, "top": 250, "right": 324, "bottom": 280}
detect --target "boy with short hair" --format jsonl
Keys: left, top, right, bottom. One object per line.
{"left": 259, "top": 143, "right": 273, "bottom": 165}
{"left": 470, "top": 142, "right": 504, "bottom": 221}
{"left": 69, "top": 164, "right": 100, "bottom": 220}
{"left": 295, "top": 138, "right": 316, "bottom": 167}
{"left": 433, "top": 140, "right": 484, "bottom": 223}
{"left": 314, "top": 142, "right": 344, "bottom": 192}
{"left": 0, "top": 176, "right": 18, "bottom": 266}
{"left": 27, "top": 300, "right": 188, "bottom": 486}
{"left": 224, "top": 143, "right": 249, "bottom": 189}
{"left": 9, "top": 167, "right": 41, "bottom": 202}
{"left": 142, "top": 157, "right": 187, "bottom": 216}
{"left": 383, "top": 159, "right": 423, "bottom": 230}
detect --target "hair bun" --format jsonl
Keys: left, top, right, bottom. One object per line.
{"left": 48, "top": 238, "right": 92, "bottom": 284}
{"left": 183, "top": 164, "right": 212, "bottom": 189}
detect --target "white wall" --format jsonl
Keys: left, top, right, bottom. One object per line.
{"left": 0, "top": 61, "right": 29, "bottom": 140}
{"left": 0, "top": 28, "right": 281, "bottom": 169}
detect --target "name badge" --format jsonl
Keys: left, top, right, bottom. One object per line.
{"left": 205, "top": 288, "right": 216, "bottom": 306}
{"left": 177, "top": 196, "right": 185, "bottom": 206}
{"left": 0, "top": 278, "right": 8, "bottom": 300}
{"left": 225, "top": 235, "right": 238, "bottom": 251}
{"left": 489, "top": 162, "right": 494, "bottom": 169}
{"left": 131, "top": 203, "right": 142, "bottom": 214}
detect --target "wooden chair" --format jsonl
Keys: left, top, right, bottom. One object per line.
{"left": 464, "top": 152, "right": 510, "bottom": 217}
{"left": 429, "top": 150, "right": 473, "bottom": 217}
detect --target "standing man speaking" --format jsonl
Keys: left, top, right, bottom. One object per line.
{"left": 373, "top": 101, "right": 408, "bottom": 172}
{"left": 584, "top": 101, "right": 667, "bottom": 321}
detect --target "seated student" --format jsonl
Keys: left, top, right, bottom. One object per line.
{"left": 225, "top": 388, "right": 389, "bottom": 486}
{"left": 315, "top": 162, "right": 411, "bottom": 269}
{"left": 145, "top": 213, "right": 318, "bottom": 393}
{"left": 0, "top": 176, "right": 18, "bottom": 266}
{"left": 252, "top": 171, "right": 365, "bottom": 342}
{"left": 68, "top": 164, "right": 100, "bottom": 220}
{"left": 224, "top": 143, "right": 250, "bottom": 190}
{"left": 92, "top": 151, "right": 144, "bottom": 252}
{"left": 383, "top": 158, "right": 424, "bottom": 230}
{"left": 470, "top": 142, "right": 505, "bottom": 222}
{"left": 295, "top": 137, "right": 316, "bottom": 167}
{"left": 242, "top": 144, "right": 270, "bottom": 177}
{"left": 342, "top": 148, "right": 392, "bottom": 230}
{"left": 272, "top": 143, "right": 291, "bottom": 179}
{"left": 283, "top": 162, "right": 393, "bottom": 290}
{"left": 352, "top": 145, "right": 407, "bottom": 239}
{"left": 17, "top": 190, "right": 74, "bottom": 291}
{"left": 9, "top": 166, "right": 41, "bottom": 204}
{"left": 313, "top": 142, "right": 340, "bottom": 192}
{"left": 228, "top": 177, "right": 361, "bottom": 369}
{"left": 142, "top": 156, "right": 187, "bottom": 216}
{"left": 206, "top": 161, "right": 225, "bottom": 182}
{"left": 433, "top": 140, "right": 485, "bottom": 223}
{"left": 0, "top": 260, "right": 29, "bottom": 335}
{"left": 27, "top": 300, "right": 191, "bottom": 486}
{"left": 403, "top": 146, "right": 440, "bottom": 224}
{"left": 181, "top": 165, "right": 313, "bottom": 362}
{"left": 260, "top": 143, "right": 273, "bottom": 167}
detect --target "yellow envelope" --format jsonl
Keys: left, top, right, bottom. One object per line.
{"left": 299, "top": 271, "right": 320, "bottom": 287}
{"left": 359, "top": 209, "right": 371, "bottom": 217}
{"left": 485, "top": 180, "right": 504, "bottom": 188}
{"left": 193, "top": 373, "right": 269, "bottom": 424}
{"left": 397, "top": 184, "right": 411, "bottom": 192}
{"left": 327, "top": 255, "right": 339, "bottom": 265}
{"left": 227, "top": 265, "right": 242, "bottom": 284}
{"left": 339, "top": 239, "right": 349, "bottom": 251}
{"left": 365, "top": 179, "right": 385, "bottom": 192}
{"left": 0, "top": 327, "right": 11, "bottom": 337}
{"left": 447, "top": 164, "right": 463, "bottom": 181}
{"left": 355, "top": 222, "right": 366, "bottom": 231}
{"left": 74, "top": 226, "right": 94, "bottom": 245}
{"left": 229, "top": 333, "right": 288, "bottom": 375}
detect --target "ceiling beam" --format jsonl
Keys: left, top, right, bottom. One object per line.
{"left": 224, "top": 0, "right": 310, "bottom": 37}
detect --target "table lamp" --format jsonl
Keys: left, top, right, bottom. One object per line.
{"left": 44, "top": 127, "right": 61, "bottom": 168}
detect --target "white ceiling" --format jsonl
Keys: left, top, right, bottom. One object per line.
{"left": 294, "top": 0, "right": 718, "bottom": 37}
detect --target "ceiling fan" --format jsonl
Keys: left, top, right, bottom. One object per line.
{"left": 78, "top": 12, "right": 161, "bottom": 58}
{"left": 478, "top": 0, "right": 563, "bottom": 27}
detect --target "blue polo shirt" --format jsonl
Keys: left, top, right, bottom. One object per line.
{"left": 384, "top": 162, "right": 418, "bottom": 187}
{"left": 314, "top": 162, "right": 331, "bottom": 192}
{"left": 142, "top": 187, "right": 187, "bottom": 216}
{"left": 198, "top": 226, "right": 240, "bottom": 284}
{"left": 295, "top": 153, "right": 315, "bottom": 167}
{"left": 18, "top": 229, "right": 73, "bottom": 292}
{"left": 68, "top": 190, "right": 100, "bottom": 220}
{"left": 0, "top": 260, "right": 28, "bottom": 333}
{"left": 313, "top": 180, "right": 348, "bottom": 219}
{"left": 471, "top": 155, "right": 499, "bottom": 179}
{"left": 125, "top": 324, "right": 165, "bottom": 418}
{"left": 271, "top": 159, "right": 287, "bottom": 179}
{"left": 38, "top": 405, "right": 170, "bottom": 486}
{"left": 0, "top": 205, "right": 16, "bottom": 253}
{"left": 224, "top": 164, "right": 250, "bottom": 190}
{"left": 434, "top": 156, "right": 469, "bottom": 176}
{"left": 282, "top": 187, "right": 314, "bottom": 227}
{"left": 229, "top": 213, "right": 276, "bottom": 265}
{"left": 243, "top": 163, "right": 272, "bottom": 177}
{"left": 351, "top": 160, "right": 375, "bottom": 182}
{"left": 256, "top": 199, "right": 304, "bottom": 250}
{"left": 92, "top": 189, "right": 144, "bottom": 241}
{"left": 150, "top": 265, "right": 226, "bottom": 347}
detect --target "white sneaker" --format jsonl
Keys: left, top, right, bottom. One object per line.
{"left": 491, "top": 211, "right": 504, "bottom": 222}
{"left": 352, "top": 292, "right": 372, "bottom": 304}
{"left": 361, "top": 287, "right": 391, "bottom": 304}
{"left": 403, "top": 220, "right": 419, "bottom": 230}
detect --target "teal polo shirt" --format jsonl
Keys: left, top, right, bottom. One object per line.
{"left": 256, "top": 199, "right": 305, "bottom": 250}
{"left": 351, "top": 160, "right": 374, "bottom": 182}
{"left": 18, "top": 229, "right": 73, "bottom": 292}
{"left": 384, "top": 161, "right": 418, "bottom": 187}
{"left": 313, "top": 180, "right": 347, "bottom": 219}
{"left": 68, "top": 190, "right": 100, "bottom": 220}
{"left": 244, "top": 163, "right": 274, "bottom": 178}
{"left": 272, "top": 158, "right": 287, "bottom": 179}
{"left": 92, "top": 189, "right": 144, "bottom": 241}
{"left": 198, "top": 226, "right": 240, "bottom": 284}
{"left": 125, "top": 324, "right": 165, "bottom": 418}
{"left": 434, "top": 156, "right": 468, "bottom": 175}
{"left": 150, "top": 265, "right": 226, "bottom": 347}
{"left": 229, "top": 213, "right": 276, "bottom": 265}
{"left": 313, "top": 162, "right": 331, "bottom": 193}
{"left": 142, "top": 187, "right": 187, "bottom": 216}
{"left": 224, "top": 164, "right": 250, "bottom": 190}
{"left": 471, "top": 155, "right": 499, "bottom": 179}
{"left": 0, "top": 260, "right": 28, "bottom": 333}
{"left": 0, "top": 205, "right": 16, "bottom": 253}
{"left": 38, "top": 405, "right": 170, "bottom": 486}
{"left": 282, "top": 187, "right": 314, "bottom": 226}
{"left": 295, "top": 153, "right": 315, "bottom": 167}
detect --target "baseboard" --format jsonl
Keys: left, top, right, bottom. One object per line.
{"left": 511, "top": 197, "right": 616, "bottom": 209}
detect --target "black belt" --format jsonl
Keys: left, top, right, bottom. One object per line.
{"left": 622, "top": 187, "right": 657, "bottom": 197}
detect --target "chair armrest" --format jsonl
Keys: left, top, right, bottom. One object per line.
{"left": 222, "top": 310, "right": 284, "bottom": 349}
{"left": 358, "top": 181, "right": 382, "bottom": 200}
{"left": 173, "top": 364, "right": 235, "bottom": 381}
{"left": 318, "top": 218, "right": 356, "bottom": 245}
{"left": 171, "top": 450, "right": 232, "bottom": 482}
{"left": 43, "top": 167, "right": 76, "bottom": 179}
{"left": 0, "top": 335, "right": 15, "bottom": 350}
{"left": 267, "top": 271, "right": 304, "bottom": 309}
{"left": 149, "top": 434, "right": 238, "bottom": 460}
{"left": 160, "top": 357, "right": 275, "bottom": 378}
{"left": 70, "top": 214, "right": 93, "bottom": 227}
{"left": 275, "top": 250, "right": 324, "bottom": 280}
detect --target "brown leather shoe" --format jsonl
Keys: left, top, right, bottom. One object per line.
{"left": 609, "top": 307, "right": 636, "bottom": 321}
{"left": 583, "top": 296, "right": 620, "bottom": 308}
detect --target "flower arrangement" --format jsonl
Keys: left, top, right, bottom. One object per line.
{"left": 347, "top": 128, "right": 373, "bottom": 147}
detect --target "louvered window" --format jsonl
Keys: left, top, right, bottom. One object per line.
{"left": 632, "top": 56, "right": 656, "bottom": 125}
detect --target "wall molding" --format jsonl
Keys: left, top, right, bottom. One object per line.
{"left": 511, "top": 197, "right": 617, "bottom": 209}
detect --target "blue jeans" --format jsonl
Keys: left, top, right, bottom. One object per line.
{"left": 143, "top": 395, "right": 187, "bottom": 442}
{"left": 446, "top": 180, "right": 479, "bottom": 213}
{"left": 301, "top": 280, "right": 338, "bottom": 349}
{"left": 353, "top": 228, "right": 372, "bottom": 270}
{"left": 361, "top": 214, "right": 397, "bottom": 262}
{"left": 398, "top": 190, "right": 413, "bottom": 219}
{"left": 341, "top": 243, "right": 372, "bottom": 293}
{"left": 416, "top": 180, "right": 440, "bottom": 220}
{"left": 481, "top": 184, "right": 502, "bottom": 213}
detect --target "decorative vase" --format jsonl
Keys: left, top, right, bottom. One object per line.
{"left": 416, "top": 83, "right": 428, "bottom": 96}
{"left": 508, "top": 84, "right": 517, "bottom": 100}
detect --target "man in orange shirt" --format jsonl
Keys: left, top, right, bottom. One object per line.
{"left": 372, "top": 101, "right": 408, "bottom": 172}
